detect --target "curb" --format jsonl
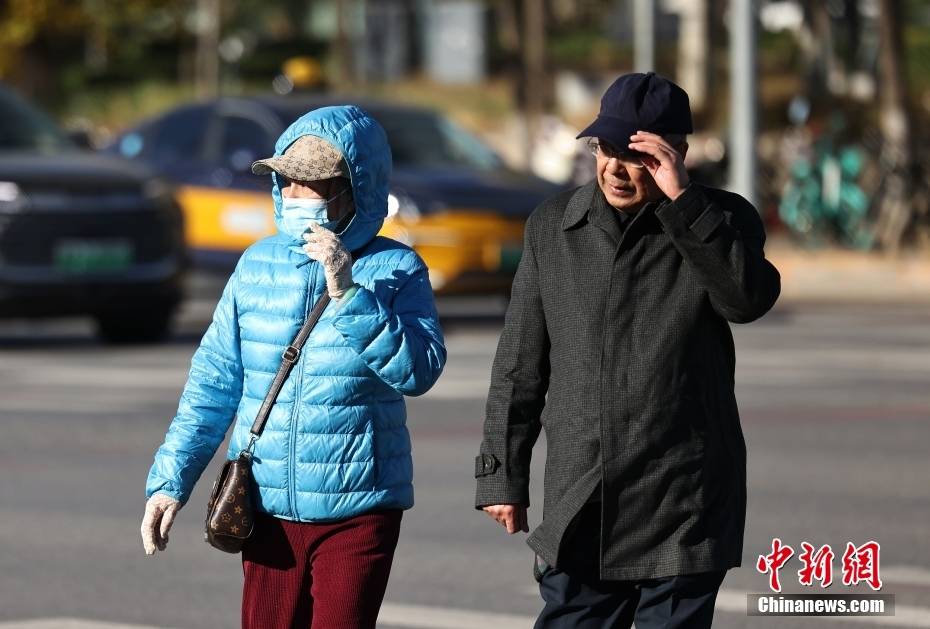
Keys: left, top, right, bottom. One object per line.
{"left": 767, "top": 246, "right": 930, "bottom": 304}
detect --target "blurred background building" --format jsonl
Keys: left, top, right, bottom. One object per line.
{"left": 3, "top": 0, "right": 930, "bottom": 255}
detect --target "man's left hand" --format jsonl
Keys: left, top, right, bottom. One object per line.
{"left": 303, "top": 223, "right": 354, "bottom": 299}
{"left": 629, "top": 131, "right": 689, "bottom": 200}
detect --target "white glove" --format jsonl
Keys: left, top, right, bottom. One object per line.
{"left": 302, "top": 222, "right": 354, "bottom": 299}
{"left": 141, "top": 493, "right": 181, "bottom": 555}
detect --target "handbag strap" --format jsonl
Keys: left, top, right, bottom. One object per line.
{"left": 245, "top": 290, "right": 332, "bottom": 446}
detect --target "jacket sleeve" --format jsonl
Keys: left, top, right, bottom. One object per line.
{"left": 654, "top": 184, "right": 781, "bottom": 323}
{"left": 475, "top": 214, "right": 548, "bottom": 508}
{"left": 330, "top": 255, "right": 446, "bottom": 397}
{"left": 146, "top": 270, "right": 244, "bottom": 504}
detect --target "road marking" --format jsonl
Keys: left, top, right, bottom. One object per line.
{"left": 2, "top": 589, "right": 930, "bottom": 629}
{"left": 422, "top": 378, "right": 491, "bottom": 399}
{"left": 379, "top": 603, "right": 534, "bottom": 628}
{"left": 884, "top": 566, "right": 930, "bottom": 587}
{"left": 0, "top": 620, "right": 170, "bottom": 629}
{"left": 0, "top": 365, "right": 185, "bottom": 390}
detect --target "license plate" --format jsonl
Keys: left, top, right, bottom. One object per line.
{"left": 221, "top": 205, "right": 272, "bottom": 236}
{"left": 54, "top": 239, "right": 134, "bottom": 273}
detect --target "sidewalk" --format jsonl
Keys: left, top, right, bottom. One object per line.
{"left": 767, "top": 242, "right": 930, "bottom": 304}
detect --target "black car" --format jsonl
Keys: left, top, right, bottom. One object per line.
{"left": 0, "top": 84, "right": 186, "bottom": 342}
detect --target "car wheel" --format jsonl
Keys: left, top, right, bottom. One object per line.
{"left": 95, "top": 305, "right": 176, "bottom": 344}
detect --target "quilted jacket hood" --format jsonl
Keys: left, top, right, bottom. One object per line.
{"left": 269, "top": 105, "right": 392, "bottom": 253}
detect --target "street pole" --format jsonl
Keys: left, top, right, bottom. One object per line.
{"left": 729, "top": 0, "right": 757, "bottom": 208}
{"left": 676, "top": 0, "right": 709, "bottom": 116}
{"left": 633, "top": 0, "right": 655, "bottom": 72}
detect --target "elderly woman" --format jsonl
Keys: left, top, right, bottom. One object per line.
{"left": 140, "top": 105, "right": 446, "bottom": 628}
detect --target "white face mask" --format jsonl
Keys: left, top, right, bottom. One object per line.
{"left": 279, "top": 188, "right": 349, "bottom": 240}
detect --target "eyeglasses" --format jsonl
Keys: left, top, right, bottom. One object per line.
{"left": 586, "top": 139, "right": 646, "bottom": 169}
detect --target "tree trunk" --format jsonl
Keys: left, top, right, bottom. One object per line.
{"left": 334, "top": 0, "right": 355, "bottom": 86}
{"left": 874, "top": 0, "right": 914, "bottom": 251}
{"left": 522, "top": 0, "right": 546, "bottom": 167}
{"left": 194, "top": 0, "right": 221, "bottom": 99}
{"left": 797, "top": 0, "right": 840, "bottom": 101}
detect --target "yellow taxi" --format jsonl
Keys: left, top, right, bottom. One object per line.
{"left": 107, "top": 96, "right": 562, "bottom": 294}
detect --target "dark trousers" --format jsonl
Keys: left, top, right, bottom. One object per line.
{"left": 534, "top": 504, "right": 726, "bottom": 629}
{"left": 241, "top": 510, "right": 402, "bottom": 629}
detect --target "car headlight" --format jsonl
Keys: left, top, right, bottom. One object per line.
{"left": 0, "top": 181, "right": 25, "bottom": 211}
{"left": 386, "top": 190, "right": 420, "bottom": 221}
{"left": 0, "top": 181, "right": 21, "bottom": 203}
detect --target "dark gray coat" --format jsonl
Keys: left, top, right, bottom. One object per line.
{"left": 475, "top": 181, "right": 781, "bottom": 580}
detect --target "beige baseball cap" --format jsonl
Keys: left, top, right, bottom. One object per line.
{"left": 251, "top": 134, "right": 348, "bottom": 181}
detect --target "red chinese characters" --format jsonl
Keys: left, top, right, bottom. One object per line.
{"left": 841, "top": 541, "right": 882, "bottom": 590}
{"left": 797, "top": 542, "right": 835, "bottom": 588}
{"left": 758, "top": 538, "right": 883, "bottom": 592}
{"left": 756, "top": 538, "right": 795, "bottom": 593}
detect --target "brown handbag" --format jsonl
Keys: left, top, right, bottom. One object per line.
{"left": 204, "top": 291, "right": 332, "bottom": 553}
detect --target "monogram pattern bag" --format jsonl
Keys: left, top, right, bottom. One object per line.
{"left": 204, "top": 291, "right": 332, "bottom": 553}
{"left": 205, "top": 453, "right": 255, "bottom": 552}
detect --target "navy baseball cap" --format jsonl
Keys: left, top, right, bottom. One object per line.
{"left": 577, "top": 72, "right": 693, "bottom": 150}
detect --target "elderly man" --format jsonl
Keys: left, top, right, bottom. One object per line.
{"left": 475, "top": 72, "right": 781, "bottom": 628}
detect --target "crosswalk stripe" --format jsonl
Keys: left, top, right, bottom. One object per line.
{"left": 0, "top": 620, "right": 169, "bottom": 629}
{"left": 378, "top": 603, "right": 534, "bottom": 628}
{"left": 3, "top": 591, "right": 930, "bottom": 629}
{"left": 883, "top": 566, "right": 930, "bottom": 588}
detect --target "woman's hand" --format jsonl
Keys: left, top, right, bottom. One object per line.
{"left": 302, "top": 223, "right": 354, "bottom": 299}
{"left": 141, "top": 493, "right": 181, "bottom": 555}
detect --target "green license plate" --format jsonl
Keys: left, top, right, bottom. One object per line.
{"left": 54, "top": 239, "right": 134, "bottom": 273}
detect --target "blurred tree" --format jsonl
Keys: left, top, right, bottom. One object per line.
{"left": 0, "top": 0, "right": 190, "bottom": 98}
{"left": 522, "top": 0, "right": 546, "bottom": 163}
{"left": 796, "top": 0, "right": 840, "bottom": 102}
{"left": 0, "top": 0, "right": 85, "bottom": 95}
{"left": 489, "top": 0, "right": 549, "bottom": 161}
{"left": 874, "top": 0, "right": 917, "bottom": 251}
{"left": 334, "top": 0, "right": 356, "bottom": 85}
{"left": 193, "top": 0, "right": 222, "bottom": 98}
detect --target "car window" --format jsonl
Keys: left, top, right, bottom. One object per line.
{"left": 0, "top": 86, "right": 72, "bottom": 153}
{"left": 274, "top": 104, "right": 503, "bottom": 171}
{"left": 219, "top": 115, "right": 275, "bottom": 172}
{"left": 438, "top": 117, "right": 503, "bottom": 170}
{"left": 147, "top": 106, "right": 210, "bottom": 165}
{"left": 375, "top": 110, "right": 503, "bottom": 171}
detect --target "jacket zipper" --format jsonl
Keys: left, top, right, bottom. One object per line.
{"left": 287, "top": 262, "right": 319, "bottom": 519}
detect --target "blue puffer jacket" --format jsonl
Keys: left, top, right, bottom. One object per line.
{"left": 146, "top": 106, "right": 446, "bottom": 521}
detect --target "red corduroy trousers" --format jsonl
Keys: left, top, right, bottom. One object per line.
{"left": 241, "top": 509, "right": 403, "bottom": 629}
